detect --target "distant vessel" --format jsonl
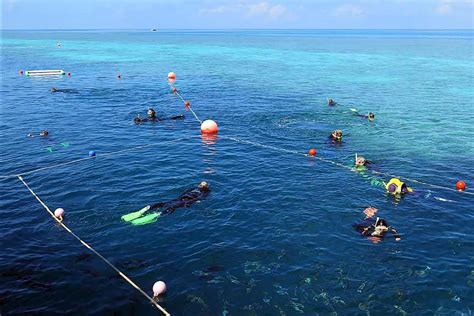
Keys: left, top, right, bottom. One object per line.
{"left": 150, "top": 28, "right": 157, "bottom": 32}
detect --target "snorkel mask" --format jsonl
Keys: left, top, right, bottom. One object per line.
{"left": 368, "top": 112, "right": 375, "bottom": 121}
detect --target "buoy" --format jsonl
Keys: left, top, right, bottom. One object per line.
{"left": 67, "top": 72, "right": 71, "bottom": 76}
{"left": 168, "top": 72, "right": 176, "bottom": 80}
{"left": 152, "top": 281, "right": 167, "bottom": 297}
{"left": 456, "top": 181, "right": 466, "bottom": 191}
{"left": 117, "top": 74, "right": 121, "bottom": 79}
{"left": 89, "top": 150, "right": 96, "bottom": 157}
{"left": 19, "top": 70, "right": 24, "bottom": 75}
{"left": 201, "top": 120, "right": 218, "bottom": 134}
{"left": 54, "top": 208, "right": 65, "bottom": 221}
{"left": 184, "top": 101, "right": 190, "bottom": 110}
{"left": 172, "top": 87, "right": 177, "bottom": 94}
{"left": 308, "top": 148, "right": 317, "bottom": 156}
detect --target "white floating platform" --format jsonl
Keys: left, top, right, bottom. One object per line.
{"left": 25, "top": 70, "right": 66, "bottom": 76}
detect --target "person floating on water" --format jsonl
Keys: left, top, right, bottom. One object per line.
{"left": 121, "top": 182, "right": 210, "bottom": 225}
{"left": 134, "top": 107, "right": 184, "bottom": 124}
{"left": 353, "top": 154, "right": 371, "bottom": 171}
{"left": 385, "top": 178, "right": 413, "bottom": 195}
{"left": 354, "top": 111, "right": 375, "bottom": 122}
{"left": 328, "top": 98, "right": 335, "bottom": 106}
{"left": 28, "top": 130, "right": 49, "bottom": 137}
{"left": 353, "top": 207, "right": 401, "bottom": 243}
{"left": 50, "top": 87, "right": 78, "bottom": 94}
{"left": 330, "top": 129, "right": 343, "bottom": 142}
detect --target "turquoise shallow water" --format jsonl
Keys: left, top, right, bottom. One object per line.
{"left": 1, "top": 30, "right": 473, "bottom": 315}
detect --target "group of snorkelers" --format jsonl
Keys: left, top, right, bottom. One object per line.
{"left": 327, "top": 98, "right": 412, "bottom": 242}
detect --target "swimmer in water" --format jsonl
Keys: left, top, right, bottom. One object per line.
{"left": 50, "top": 87, "right": 78, "bottom": 94}
{"left": 353, "top": 207, "right": 401, "bottom": 242}
{"left": 122, "top": 182, "right": 211, "bottom": 224}
{"left": 385, "top": 178, "right": 413, "bottom": 195}
{"left": 354, "top": 112, "right": 375, "bottom": 122}
{"left": 330, "top": 129, "right": 343, "bottom": 142}
{"left": 134, "top": 110, "right": 184, "bottom": 124}
{"left": 29, "top": 130, "right": 49, "bottom": 137}
{"left": 151, "top": 181, "right": 210, "bottom": 215}
{"left": 328, "top": 98, "right": 335, "bottom": 106}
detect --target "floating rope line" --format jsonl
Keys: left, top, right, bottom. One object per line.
{"left": 0, "top": 137, "right": 190, "bottom": 180}
{"left": 168, "top": 83, "right": 202, "bottom": 123}
{"left": 17, "top": 175, "right": 170, "bottom": 316}
{"left": 221, "top": 135, "right": 474, "bottom": 196}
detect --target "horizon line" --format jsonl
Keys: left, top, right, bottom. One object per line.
{"left": 2, "top": 28, "right": 473, "bottom": 31}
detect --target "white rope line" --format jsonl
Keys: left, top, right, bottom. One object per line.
{"left": 17, "top": 175, "right": 170, "bottom": 315}
{"left": 168, "top": 84, "right": 202, "bottom": 123}
{"left": 0, "top": 137, "right": 191, "bottom": 180}
{"left": 221, "top": 135, "right": 474, "bottom": 196}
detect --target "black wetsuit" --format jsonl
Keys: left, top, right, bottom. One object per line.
{"left": 150, "top": 187, "right": 210, "bottom": 215}
{"left": 134, "top": 115, "right": 184, "bottom": 124}
{"left": 51, "top": 88, "right": 78, "bottom": 94}
{"left": 353, "top": 217, "right": 400, "bottom": 239}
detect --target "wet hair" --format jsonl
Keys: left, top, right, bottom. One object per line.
{"left": 368, "top": 112, "right": 375, "bottom": 119}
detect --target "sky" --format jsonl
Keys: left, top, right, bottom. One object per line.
{"left": 1, "top": 0, "right": 473, "bottom": 29}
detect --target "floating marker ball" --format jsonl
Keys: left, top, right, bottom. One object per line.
{"left": 201, "top": 120, "right": 218, "bottom": 134}
{"left": 168, "top": 72, "right": 176, "bottom": 80}
{"left": 172, "top": 87, "right": 177, "bottom": 94}
{"left": 54, "top": 208, "right": 65, "bottom": 219}
{"left": 19, "top": 70, "right": 24, "bottom": 75}
{"left": 184, "top": 101, "right": 190, "bottom": 110}
{"left": 153, "top": 281, "right": 167, "bottom": 297}
{"left": 308, "top": 148, "right": 317, "bottom": 156}
{"left": 456, "top": 181, "right": 466, "bottom": 191}
{"left": 89, "top": 150, "right": 96, "bottom": 157}
{"left": 67, "top": 72, "right": 71, "bottom": 76}
{"left": 117, "top": 74, "right": 121, "bottom": 79}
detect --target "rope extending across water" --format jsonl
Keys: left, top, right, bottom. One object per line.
{"left": 0, "top": 137, "right": 190, "bottom": 180}
{"left": 17, "top": 175, "right": 170, "bottom": 315}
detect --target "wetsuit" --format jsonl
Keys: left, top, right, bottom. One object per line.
{"left": 353, "top": 217, "right": 400, "bottom": 239}
{"left": 134, "top": 115, "right": 184, "bottom": 124}
{"left": 150, "top": 187, "right": 210, "bottom": 215}
{"left": 51, "top": 88, "right": 78, "bottom": 94}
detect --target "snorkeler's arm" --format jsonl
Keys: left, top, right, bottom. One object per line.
{"left": 390, "top": 227, "right": 401, "bottom": 240}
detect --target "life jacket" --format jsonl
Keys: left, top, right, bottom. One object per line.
{"left": 385, "top": 178, "right": 412, "bottom": 195}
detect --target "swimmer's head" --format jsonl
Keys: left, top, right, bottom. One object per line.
{"left": 147, "top": 108, "right": 156, "bottom": 118}
{"left": 355, "top": 156, "right": 366, "bottom": 166}
{"left": 198, "top": 181, "right": 209, "bottom": 191}
{"left": 39, "top": 130, "right": 49, "bottom": 136}
{"left": 50, "top": 87, "right": 57, "bottom": 92}
{"left": 332, "top": 130, "right": 343, "bottom": 141}
{"left": 328, "top": 99, "right": 335, "bottom": 106}
{"left": 368, "top": 112, "right": 375, "bottom": 121}
{"left": 363, "top": 207, "right": 378, "bottom": 218}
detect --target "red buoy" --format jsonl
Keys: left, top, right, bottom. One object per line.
{"left": 184, "top": 101, "right": 190, "bottom": 110}
{"left": 201, "top": 120, "right": 218, "bottom": 134}
{"left": 168, "top": 72, "right": 176, "bottom": 80}
{"left": 456, "top": 181, "right": 466, "bottom": 191}
{"left": 308, "top": 148, "right": 317, "bottom": 156}
{"left": 172, "top": 87, "right": 177, "bottom": 94}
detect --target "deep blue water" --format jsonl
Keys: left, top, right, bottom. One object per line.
{"left": 1, "top": 29, "right": 473, "bottom": 315}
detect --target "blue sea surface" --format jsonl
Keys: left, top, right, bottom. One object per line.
{"left": 1, "top": 29, "right": 473, "bottom": 315}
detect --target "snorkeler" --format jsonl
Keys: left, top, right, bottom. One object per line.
{"left": 385, "top": 178, "right": 413, "bottom": 195}
{"left": 328, "top": 98, "right": 335, "bottom": 106}
{"left": 134, "top": 107, "right": 184, "bottom": 124}
{"left": 121, "top": 182, "right": 211, "bottom": 225}
{"left": 28, "top": 130, "right": 49, "bottom": 137}
{"left": 50, "top": 87, "right": 78, "bottom": 94}
{"left": 355, "top": 111, "right": 375, "bottom": 121}
{"left": 354, "top": 154, "right": 371, "bottom": 171}
{"left": 330, "top": 130, "right": 343, "bottom": 142}
{"left": 354, "top": 207, "right": 401, "bottom": 242}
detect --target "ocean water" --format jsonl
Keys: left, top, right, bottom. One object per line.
{"left": 1, "top": 29, "right": 473, "bottom": 315}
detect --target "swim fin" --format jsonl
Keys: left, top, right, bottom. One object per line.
{"left": 130, "top": 213, "right": 161, "bottom": 225}
{"left": 121, "top": 205, "right": 151, "bottom": 222}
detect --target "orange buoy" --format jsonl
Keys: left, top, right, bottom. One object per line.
{"left": 184, "top": 101, "right": 190, "bottom": 110}
{"left": 308, "top": 148, "right": 317, "bottom": 156}
{"left": 456, "top": 180, "right": 466, "bottom": 191}
{"left": 201, "top": 120, "right": 218, "bottom": 134}
{"left": 168, "top": 72, "right": 176, "bottom": 81}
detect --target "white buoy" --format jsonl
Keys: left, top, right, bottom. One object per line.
{"left": 153, "top": 281, "right": 167, "bottom": 297}
{"left": 54, "top": 208, "right": 65, "bottom": 221}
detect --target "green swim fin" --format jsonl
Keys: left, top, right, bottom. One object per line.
{"left": 130, "top": 213, "right": 161, "bottom": 226}
{"left": 121, "top": 205, "right": 151, "bottom": 222}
